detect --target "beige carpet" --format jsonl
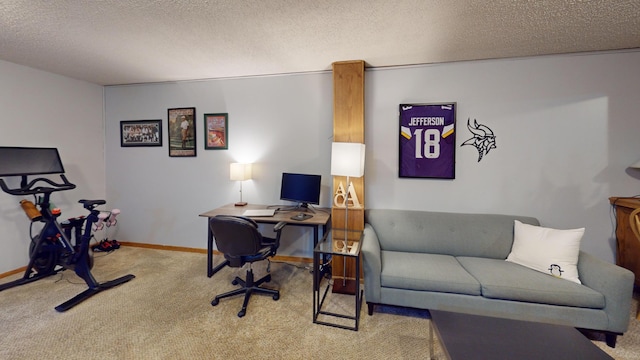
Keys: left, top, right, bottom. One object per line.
{"left": 0, "top": 246, "right": 638, "bottom": 359}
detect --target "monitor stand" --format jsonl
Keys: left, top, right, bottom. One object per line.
{"left": 286, "top": 203, "right": 315, "bottom": 221}
{"left": 280, "top": 203, "right": 317, "bottom": 213}
{"left": 298, "top": 203, "right": 316, "bottom": 213}
{"left": 290, "top": 213, "right": 313, "bottom": 221}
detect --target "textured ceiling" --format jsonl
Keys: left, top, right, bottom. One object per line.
{"left": 1, "top": 0, "right": 639, "bottom": 86}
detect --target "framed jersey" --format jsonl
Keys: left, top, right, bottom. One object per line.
{"left": 399, "top": 103, "right": 456, "bottom": 179}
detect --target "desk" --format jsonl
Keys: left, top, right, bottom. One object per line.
{"left": 199, "top": 203, "right": 331, "bottom": 277}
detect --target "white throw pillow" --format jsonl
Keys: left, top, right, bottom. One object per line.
{"left": 506, "top": 220, "right": 584, "bottom": 284}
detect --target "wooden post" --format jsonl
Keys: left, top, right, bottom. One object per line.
{"left": 332, "top": 60, "right": 365, "bottom": 294}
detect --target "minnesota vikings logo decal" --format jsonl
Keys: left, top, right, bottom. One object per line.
{"left": 461, "top": 118, "right": 496, "bottom": 162}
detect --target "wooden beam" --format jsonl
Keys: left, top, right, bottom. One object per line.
{"left": 331, "top": 60, "right": 365, "bottom": 294}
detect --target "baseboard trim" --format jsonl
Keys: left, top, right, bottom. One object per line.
{"left": 119, "top": 241, "right": 207, "bottom": 254}
{"left": 0, "top": 242, "right": 312, "bottom": 280}
{"left": 119, "top": 241, "right": 312, "bottom": 264}
{"left": 0, "top": 266, "right": 27, "bottom": 280}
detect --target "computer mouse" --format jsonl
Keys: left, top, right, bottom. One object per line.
{"left": 296, "top": 213, "right": 305, "bottom": 219}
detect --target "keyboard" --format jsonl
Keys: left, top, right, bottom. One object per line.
{"left": 242, "top": 209, "right": 276, "bottom": 217}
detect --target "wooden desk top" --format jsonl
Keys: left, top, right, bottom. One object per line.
{"left": 199, "top": 203, "right": 331, "bottom": 226}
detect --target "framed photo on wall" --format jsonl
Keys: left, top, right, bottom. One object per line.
{"left": 399, "top": 103, "right": 456, "bottom": 179}
{"left": 120, "top": 120, "right": 162, "bottom": 147}
{"left": 204, "top": 113, "right": 228, "bottom": 150}
{"left": 168, "top": 107, "right": 196, "bottom": 157}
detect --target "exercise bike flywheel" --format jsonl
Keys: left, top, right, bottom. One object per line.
{"left": 28, "top": 235, "right": 58, "bottom": 275}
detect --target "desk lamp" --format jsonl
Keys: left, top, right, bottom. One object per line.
{"left": 331, "top": 141, "right": 365, "bottom": 257}
{"left": 230, "top": 163, "right": 252, "bottom": 206}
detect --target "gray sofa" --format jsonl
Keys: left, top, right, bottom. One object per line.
{"left": 361, "top": 209, "right": 635, "bottom": 347}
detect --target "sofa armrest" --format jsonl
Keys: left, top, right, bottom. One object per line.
{"left": 362, "top": 223, "right": 382, "bottom": 303}
{"left": 577, "top": 251, "right": 635, "bottom": 333}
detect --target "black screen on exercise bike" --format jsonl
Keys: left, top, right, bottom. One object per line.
{"left": 0, "top": 147, "right": 65, "bottom": 177}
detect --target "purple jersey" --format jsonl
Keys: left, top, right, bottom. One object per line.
{"left": 399, "top": 103, "right": 456, "bottom": 178}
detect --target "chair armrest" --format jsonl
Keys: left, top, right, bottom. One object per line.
{"left": 577, "top": 251, "right": 635, "bottom": 333}
{"left": 362, "top": 223, "right": 382, "bottom": 303}
{"left": 263, "top": 221, "right": 288, "bottom": 248}
{"left": 273, "top": 221, "right": 287, "bottom": 232}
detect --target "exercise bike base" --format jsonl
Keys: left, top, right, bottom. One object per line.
{"left": 0, "top": 270, "right": 60, "bottom": 292}
{"left": 54, "top": 274, "right": 135, "bottom": 312}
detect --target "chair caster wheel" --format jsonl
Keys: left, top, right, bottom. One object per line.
{"left": 211, "top": 298, "right": 219, "bottom": 306}
{"left": 273, "top": 293, "right": 280, "bottom": 301}
{"left": 265, "top": 274, "right": 272, "bottom": 283}
{"left": 231, "top": 279, "right": 239, "bottom": 285}
{"left": 237, "top": 310, "right": 246, "bottom": 317}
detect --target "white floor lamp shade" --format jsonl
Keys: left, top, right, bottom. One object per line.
{"left": 331, "top": 142, "right": 365, "bottom": 178}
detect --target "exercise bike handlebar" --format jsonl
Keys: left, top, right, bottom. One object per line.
{"left": 0, "top": 174, "right": 76, "bottom": 196}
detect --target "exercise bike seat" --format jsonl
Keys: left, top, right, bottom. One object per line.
{"left": 79, "top": 199, "right": 106, "bottom": 210}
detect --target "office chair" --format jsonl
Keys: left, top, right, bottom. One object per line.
{"left": 208, "top": 215, "right": 286, "bottom": 317}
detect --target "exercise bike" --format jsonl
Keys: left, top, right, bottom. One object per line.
{"left": 0, "top": 146, "right": 135, "bottom": 312}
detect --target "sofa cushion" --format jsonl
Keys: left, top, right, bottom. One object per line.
{"left": 457, "top": 257, "right": 605, "bottom": 309}
{"left": 381, "top": 251, "right": 481, "bottom": 296}
{"left": 506, "top": 220, "right": 584, "bottom": 284}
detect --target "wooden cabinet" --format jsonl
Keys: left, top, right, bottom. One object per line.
{"left": 609, "top": 197, "right": 640, "bottom": 287}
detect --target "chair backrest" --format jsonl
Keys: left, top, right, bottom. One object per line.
{"left": 209, "top": 215, "right": 263, "bottom": 257}
{"left": 630, "top": 208, "right": 640, "bottom": 243}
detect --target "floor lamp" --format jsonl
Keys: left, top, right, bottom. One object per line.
{"left": 230, "top": 163, "right": 252, "bottom": 206}
{"left": 331, "top": 142, "right": 365, "bottom": 285}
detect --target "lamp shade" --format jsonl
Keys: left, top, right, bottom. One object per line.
{"left": 331, "top": 142, "right": 365, "bottom": 177}
{"left": 631, "top": 160, "right": 640, "bottom": 169}
{"left": 230, "top": 163, "right": 252, "bottom": 181}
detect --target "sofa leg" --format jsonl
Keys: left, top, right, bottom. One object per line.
{"left": 605, "top": 332, "right": 617, "bottom": 348}
{"left": 367, "top": 302, "right": 374, "bottom": 315}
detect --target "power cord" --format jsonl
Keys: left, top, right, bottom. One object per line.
{"left": 269, "top": 259, "right": 312, "bottom": 272}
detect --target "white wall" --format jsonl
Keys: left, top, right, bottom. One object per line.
{"left": 2, "top": 51, "right": 636, "bottom": 274}
{"left": 366, "top": 51, "right": 640, "bottom": 262}
{"left": 104, "top": 73, "right": 334, "bottom": 256}
{"left": 0, "top": 60, "right": 105, "bottom": 274}
{"left": 104, "top": 50, "right": 640, "bottom": 263}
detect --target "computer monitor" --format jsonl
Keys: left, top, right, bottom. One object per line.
{"left": 0, "top": 146, "right": 65, "bottom": 177}
{"left": 279, "top": 172, "right": 321, "bottom": 209}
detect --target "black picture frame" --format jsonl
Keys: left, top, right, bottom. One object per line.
{"left": 168, "top": 107, "right": 196, "bottom": 157}
{"left": 120, "top": 120, "right": 162, "bottom": 147}
{"left": 398, "top": 103, "right": 456, "bottom": 179}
